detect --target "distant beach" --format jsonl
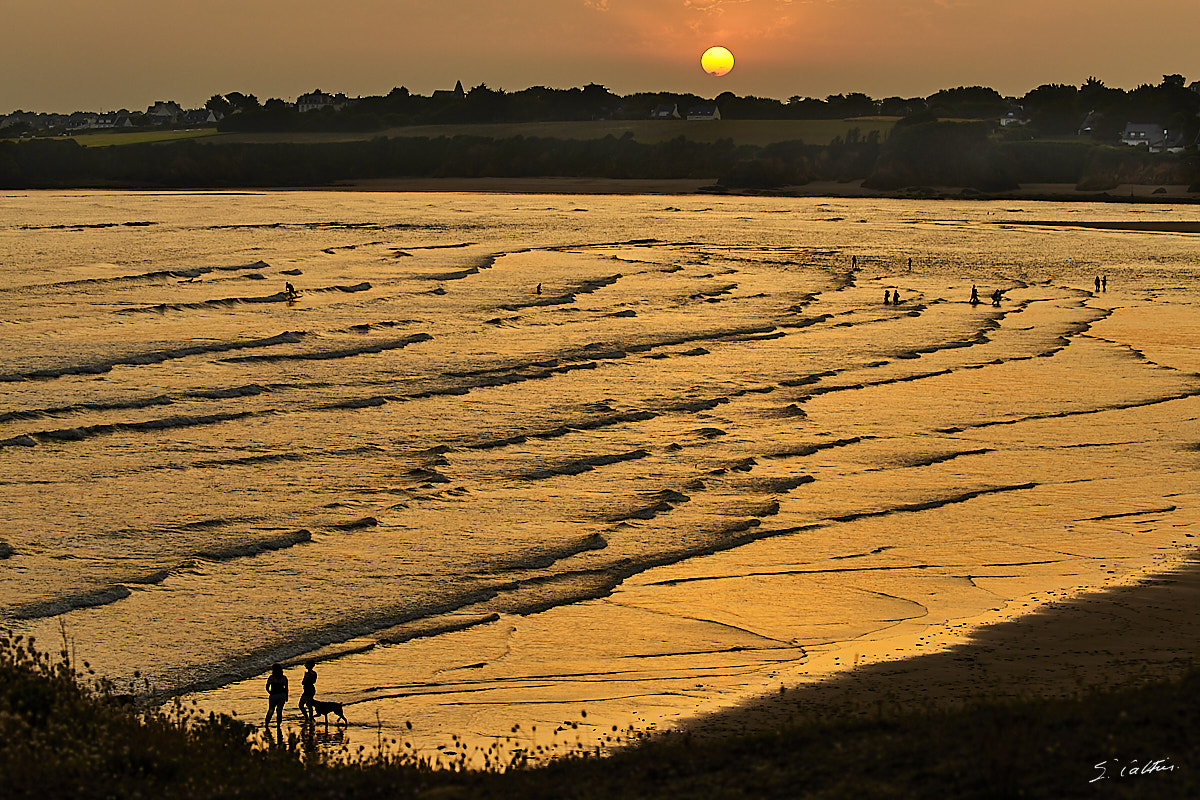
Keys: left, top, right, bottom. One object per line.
{"left": 332, "top": 177, "right": 1200, "bottom": 205}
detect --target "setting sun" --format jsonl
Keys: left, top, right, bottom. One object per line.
{"left": 700, "top": 46, "right": 735, "bottom": 77}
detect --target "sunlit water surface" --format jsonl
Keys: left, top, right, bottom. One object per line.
{"left": 2, "top": 191, "right": 1198, "bottom": 761}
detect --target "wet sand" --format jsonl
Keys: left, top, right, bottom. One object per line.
{"left": 682, "top": 553, "right": 1200, "bottom": 738}
{"left": 182, "top": 258, "right": 1200, "bottom": 763}
{"left": 334, "top": 177, "right": 718, "bottom": 195}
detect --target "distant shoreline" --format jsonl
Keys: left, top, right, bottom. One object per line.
{"left": 1002, "top": 220, "right": 1200, "bottom": 233}
{"left": 326, "top": 176, "right": 1200, "bottom": 207}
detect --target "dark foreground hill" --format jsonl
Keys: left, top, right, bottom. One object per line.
{"left": 3, "top": 120, "right": 1198, "bottom": 195}
{"left": 3, "top": 627, "right": 1196, "bottom": 799}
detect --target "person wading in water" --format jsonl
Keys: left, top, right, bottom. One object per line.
{"left": 265, "top": 664, "right": 288, "bottom": 727}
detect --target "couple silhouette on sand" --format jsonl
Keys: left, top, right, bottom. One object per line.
{"left": 265, "top": 661, "right": 346, "bottom": 727}
{"left": 969, "top": 285, "right": 1003, "bottom": 307}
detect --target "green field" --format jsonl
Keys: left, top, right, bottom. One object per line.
{"left": 65, "top": 129, "right": 222, "bottom": 147}
{"left": 52, "top": 119, "right": 896, "bottom": 149}
{"left": 211, "top": 118, "right": 898, "bottom": 148}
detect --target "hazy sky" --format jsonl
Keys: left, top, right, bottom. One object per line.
{"left": 6, "top": 0, "right": 1198, "bottom": 112}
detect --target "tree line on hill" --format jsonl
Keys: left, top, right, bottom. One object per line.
{"left": 3, "top": 74, "right": 1199, "bottom": 192}
{"left": 4, "top": 74, "right": 1198, "bottom": 146}
{"left": 2, "top": 122, "right": 1197, "bottom": 193}
{"left": 200, "top": 75, "right": 1200, "bottom": 144}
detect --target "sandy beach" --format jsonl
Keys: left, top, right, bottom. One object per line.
{"left": 685, "top": 552, "right": 1200, "bottom": 738}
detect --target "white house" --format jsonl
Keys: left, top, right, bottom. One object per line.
{"left": 1120, "top": 123, "right": 1165, "bottom": 148}
{"left": 93, "top": 113, "right": 134, "bottom": 129}
{"left": 686, "top": 104, "right": 721, "bottom": 121}
{"left": 1160, "top": 131, "right": 1187, "bottom": 154}
{"left": 147, "top": 101, "right": 183, "bottom": 123}
{"left": 650, "top": 103, "right": 680, "bottom": 120}
{"left": 66, "top": 112, "right": 99, "bottom": 131}
{"left": 297, "top": 90, "right": 350, "bottom": 113}
{"left": 183, "top": 109, "right": 218, "bottom": 125}
{"left": 999, "top": 107, "right": 1028, "bottom": 127}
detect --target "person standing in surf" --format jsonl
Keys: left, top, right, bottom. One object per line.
{"left": 298, "top": 660, "right": 317, "bottom": 720}
{"left": 265, "top": 664, "right": 288, "bottom": 727}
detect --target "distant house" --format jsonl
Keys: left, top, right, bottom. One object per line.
{"left": 686, "top": 104, "right": 721, "bottom": 121}
{"left": 650, "top": 103, "right": 680, "bottom": 120}
{"left": 94, "top": 113, "right": 134, "bottom": 129}
{"left": 67, "top": 112, "right": 99, "bottom": 131}
{"left": 999, "top": 107, "right": 1028, "bottom": 127}
{"left": 1161, "top": 131, "right": 1187, "bottom": 154}
{"left": 147, "top": 101, "right": 183, "bottom": 124}
{"left": 1121, "top": 123, "right": 1165, "bottom": 149}
{"left": 183, "top": 109, "right": 218, "bottom": 125}
{"left": 432, "top": 81, "right": 466, "bottom": 101}
{"left": 297, "top": 90, "right": 350, "bottom": 113}
{"left": 0, "top": 112, "right": 29, "bottom": 130}
{"left": 3, "top": 111, "right": 70, "bottom": 133}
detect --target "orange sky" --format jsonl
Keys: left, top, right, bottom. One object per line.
{"left": 4, "top": 0, "right": 1198, "bottom": 112}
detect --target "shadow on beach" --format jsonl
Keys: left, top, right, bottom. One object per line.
{"left": 686, "top": 552, "right": 1200, "bottom": 737}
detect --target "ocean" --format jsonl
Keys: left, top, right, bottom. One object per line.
{"left": 2, "top": 190, "right": 1198, "bottom": 759}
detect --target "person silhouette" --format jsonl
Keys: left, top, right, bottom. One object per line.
{"left": 535, "top": 283, "right": 542, "bottom": 295}
{"left": 265, "top": 664, "right": 288, "bottom": 727}
{"left": 991, "top": 289, "right": 1002, "bottom": 306}
{"left": 299, "top": 660, "right": 317, "bottom": 720}
{"left": 1094, "top": 276, "right": 1101, "bottom": 293}
{"left": 285, "top": 282, "right": 297, "bottom": 299}
{"left": 970, "top": 285, "right": 979, "bottom": 305}
{"left": 1101, "top": 275, "right": 1107, "bottom": 292}
{"left": 892, "top": 290, "right": 902, "bottom": 305}
{"left": 883, "top": 289, "right": 891, "bottom": 304}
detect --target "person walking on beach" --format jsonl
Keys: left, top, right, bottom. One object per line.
{"left": 991, "top": 289, "right": 1002, "bottom": 306}
{"left": 299, "top": 660, "right": 317, "bottom": 720}
{"left": 265, "top": 664, "right": 288, "bottom": 727}
{"left": 883, "top": 289, "right": 891, "bottom": 305}
{"left": 1102, "top": 275, "right": 1108, "bottom": 292}
{"left": 892, "top": 290, "right": 902, "bottom": 305}
{"left": 1094, "top": 276, "right": 1101, "bottom": 293}
{"left": 970, "top": 285, "right": 979, "bottom": 305}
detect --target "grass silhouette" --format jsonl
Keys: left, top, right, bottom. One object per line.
{"left": 3, "top": 629, "right": 1195, "bottom": 799}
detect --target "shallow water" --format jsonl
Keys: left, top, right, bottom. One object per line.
{"left": 2, "top": 190, "right": 1198, "bottom": 759}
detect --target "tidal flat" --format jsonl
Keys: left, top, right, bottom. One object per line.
{"left": 1, "top": 190, "right": 1196, "bottom": 764}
